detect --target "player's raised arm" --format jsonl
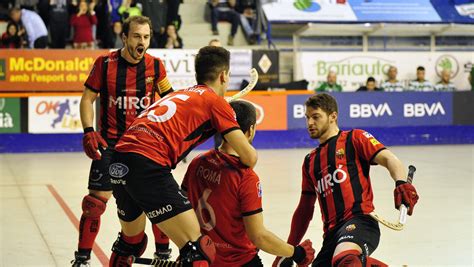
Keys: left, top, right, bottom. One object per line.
{"left": 223, "top": 129, "right": 257, "bottom": 168}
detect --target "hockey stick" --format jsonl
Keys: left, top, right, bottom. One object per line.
{"left": 226, "top": 68, "right": 258, "bottom": 102}
{"left": 369, "top": 165, "right": 416, "bottom": 231}
{"left": 127, "top": 255, "right": 182, "bottom": 266}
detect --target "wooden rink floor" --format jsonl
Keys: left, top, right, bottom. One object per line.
{"left": 0, "top": 145, "right": 473, "bottom": 267}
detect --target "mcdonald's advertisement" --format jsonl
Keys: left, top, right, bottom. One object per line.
{"left": 0, "top": 50, "right": 105, "bottom": 91}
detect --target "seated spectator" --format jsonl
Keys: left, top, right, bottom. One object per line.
{"left": 315, "top": 71, "right": 342, "bottom": 92}
{"left": 208, "top": 38, "right": 221, "bottom": 46}
{"left": 118, "top": 0, "right": 141, "bottom": 21}
{"left": 9, "top": 7, "right": 48, "bottom": 48}
{"left": 236, "top": 0, "right": 258, "bottom": 44}
{"left": 1, "top": 21, "right": 23, "bottom": 48}
{"left": 435, "top": 69, "right": 456, "bottom": 91}
{"left": 209, "top": 0, "right": 240, "bottom": 46}
{"left": 161, "top": 24, "right": 183, "bottom": 49}
{"left": 111, "top": 20, "right": 122, "bottom": 48}
{"left": 408, "top": 66, "right": 434, "bottom": 91}
{"left": 357, "top": 77, "right": 382, "bottom": 92}
{"left": 381, "top": 65, "right": 404, "bottom": 91}
{"left": 70, "top": 0, "right": 97, "bottom": 49}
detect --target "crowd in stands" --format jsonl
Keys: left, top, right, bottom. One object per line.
{"left": 315, "top": 66, "right": 459, "bottom": 92}
{"left": 0, "top": 0, "right": 183, "bottom": 49}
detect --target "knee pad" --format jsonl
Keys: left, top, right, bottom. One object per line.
{"left": 332, "top": 250, "right": 363, "bottom": 267}
{"left": 180, "top": 235, "right": 216, "bottom": 267}
{"left": 110, "top": 232, "right": 148, "bottom": 267}
{"left": 82, "top": 194, "right": 107, "bottom": 218}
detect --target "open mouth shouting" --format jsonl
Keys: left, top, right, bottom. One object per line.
{"left": 136, "top": 46, "right": 145, "bottom": 56}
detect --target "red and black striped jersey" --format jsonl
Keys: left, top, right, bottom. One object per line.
{"left": 301, "top": 129, "right": 386, "bottom": 234}
{"left": 115, "top": 85, "right": 240, "bottom": 168}
{"left": 84, "top": 50, "right": 172, "bottom": 140}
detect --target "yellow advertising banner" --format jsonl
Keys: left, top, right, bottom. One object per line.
{"left": 0, "top": 50, "right": 107, "bottom": 92}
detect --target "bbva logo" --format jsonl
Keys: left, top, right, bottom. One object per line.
{"left": 349, "top": 103, "right": 393, "bottom": 118}
{"left": 404, "top": 102, "right": 446, "bottom": 117}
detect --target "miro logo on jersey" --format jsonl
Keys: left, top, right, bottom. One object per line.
{"left": 109, "top": 96, "right": 151, "bottom": 110}
{"left": 316, "top": 165, "right": 348, "bottom": 198}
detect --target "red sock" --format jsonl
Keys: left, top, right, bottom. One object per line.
{"left": 123, "top": 231, "right": 145, "bottom": 244}
{"left": 152, "top": 224, "right": 170, "bottom": 250}
{"left": 78, "top": 195, "right": 108, "bottom": 253}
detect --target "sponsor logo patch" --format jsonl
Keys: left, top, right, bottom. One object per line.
{"left": 109, "top": 163, "right": 129, "bottom": 178}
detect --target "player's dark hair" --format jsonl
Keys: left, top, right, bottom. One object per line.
{"left": 230, "top": 100, "right": 256, "bottom": 134}
{"left": 305, "top": 93, "right": 338, "bottom": 115}
{"left": 195, "top": 46, "right": 230, "bottom": 85}
{"left": 417, "top": 66, "right": 425, "bottom": 71}
{"left": 122, "top": 16, "right": 153, "bottom": 37}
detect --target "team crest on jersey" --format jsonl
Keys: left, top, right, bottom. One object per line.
{"left": 146, "top": 77, "right": 154, "bottom": 84}
{"left": 336, "top": 149, "right": 345, "bottom": 159}
{"left": 256, "top": 181, "right": 263, "bottom": 198}
{"left": 345, "top": 224, "right": 356, "bottom": 232}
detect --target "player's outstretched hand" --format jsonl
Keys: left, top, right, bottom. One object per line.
{"left": 293, "top": 239, "right": 315, "bottom": 266}
{"left": 272, "top": 256, "right": 294, "bottom": 267}
{"left": 394, "top": 180, "right": 419, "bottom": 215}
{"left": 83, "top": 127, "right": 108, "bottom": 160}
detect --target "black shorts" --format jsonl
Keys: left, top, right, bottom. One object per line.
{"left": 242, "top": 254, "right": 263, "bottom": 267}
{"left": 312, "top": 215, "right": 380, "bottom": 267}
{"left": 87, "top": 145, "right": 115, "bottom": 191}
{"left": 110, "top": 151, "right": 192, "bottom": 224}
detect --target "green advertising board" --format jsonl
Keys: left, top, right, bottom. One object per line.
{"left": 0, "top": 98, "right": 21, "bottom": 133}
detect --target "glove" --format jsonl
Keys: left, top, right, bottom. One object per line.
{"left": 82, "top": 127, "right": 108, "bottom": 160}
{"left": 273, "top": 240, "right": 315, "bottom": 267}
{"left": 272, "top": 257, "right": 294, "bottom": 267}
{"left": 292, "top": 239, "right": 315, "bottom": 266}
{"left": 394, "top": 180, "right": 419, "bottom": 215}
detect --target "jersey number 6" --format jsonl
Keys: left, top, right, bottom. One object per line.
{"left": 139, "top": 94, "right": 190, "bottom": 123}
{"left": 196, "top": 188, "right": 217, "bottom": 232}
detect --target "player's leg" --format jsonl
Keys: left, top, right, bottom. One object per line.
{"left": 72, "top": 148, "right": 115, "bottom": 266}
{"left": 110, "top": 215, "right": 148, "bottom": 267}
{"left": 331, "top": 215, "right": 386, "bottom": 267}
{"left": 152, "top": 224, "right": 172, "bottom": 260}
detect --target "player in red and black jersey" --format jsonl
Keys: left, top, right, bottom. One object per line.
{"left": 273, "top": 94, "right": 419, "bottom": 267}
{"left": 181, "top": 101, "right": 315, "bottom": 267}
{"left": 108, "top": 46, "right": 258, "bottom": 267}
{"left": 72, "top": 16, "right": 173, "bottom": 266}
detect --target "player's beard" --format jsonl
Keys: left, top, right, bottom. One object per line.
{"left": 127, "top": 43, "right": 147, "bottom": 61}
{"left": 309, "top": 120, "right": 330, "bottom": 140}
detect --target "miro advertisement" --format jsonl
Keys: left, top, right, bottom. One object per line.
{"left": 287, "top": 92, "right": 453, "bottom": 129}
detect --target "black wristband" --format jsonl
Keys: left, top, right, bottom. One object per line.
{"left": 291, "top": 245, "right": 306, "bottom": 263}
{"left": 84, "top": 127, "right": 94, "bottom": 133}
{"left": 395, "top": 180, "right": 407, "bottom": 187}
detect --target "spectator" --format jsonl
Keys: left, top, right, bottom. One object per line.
{"left": 49, "top": 0, "right": 70, "bottom": 48}
{"left": 208, "top": 38, "right": 221, "bottom": 46}
{"left": 110, "top": 0, "right": 121, "bottom": 22}
{"left": 408, "top": 66, "right": 434, "bottom": 91}
{"left": 209, "top": 0, "right": 240, "bottom": 46}
{"left": 236, "top": 0, "right": 258, "bottom": 44}
{"left": 0, "top": 0, "right": 15, "bottom": 21}
{"left": 16, "top": 0, "right": 38, "bottom": 11}
{"left": 357, "top": 77, "right": 382, "bottom": 91}
{"left": 111, "top": 20, "right": 122, "bottom": 48}
{"left": 9, "top": 7, "right": 48, "bottom": 48}
{"left": 138, "top": 0, "right": 167, "bottom": 48}
{"left": 94, "top": 0, "right": 114, "bottom": 48}
{"left": 381, "top": 65, "right": 404, "bottom": 92}
{"left": 70, "top": 0, "right": 97, "bottom": 49}
{"left": 315, "top": 71, "right": 342, "bottom": 92}
{"left": 1, "top": 21, "right": 23, "bottom": 48}
{"left": 161, "top": 24, "right": 183, "bottom": 49}
{"left": 435, "top": 69, "right": 456, "bottom": 91}
{"left": 118, "top": 0, "right": 141, "bottom": 21}
{"left": 166, "top": 0, "right": 181, "bottom": 30}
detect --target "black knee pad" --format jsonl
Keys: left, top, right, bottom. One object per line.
{"left": 111, "top": 232, "right": 148, "bottom": 257}
{"left": 179, "top": 235, "right": 216, "bottom": 267}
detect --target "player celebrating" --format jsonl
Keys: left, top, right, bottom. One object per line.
{"left": 181, "top": 100, "right": 315, "bottom": 267}
{"left": 273, "top": 93, "right": 419, "bottom": 267}
{"left": 72, "top": 16, "right": 174, "bottom": 266}
{"left": 108, "top": 46, "right": 258, "bottom": 266}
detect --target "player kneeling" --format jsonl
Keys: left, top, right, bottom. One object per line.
{"left": 181, "top": 100, "right": 315, "bottom": 266}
